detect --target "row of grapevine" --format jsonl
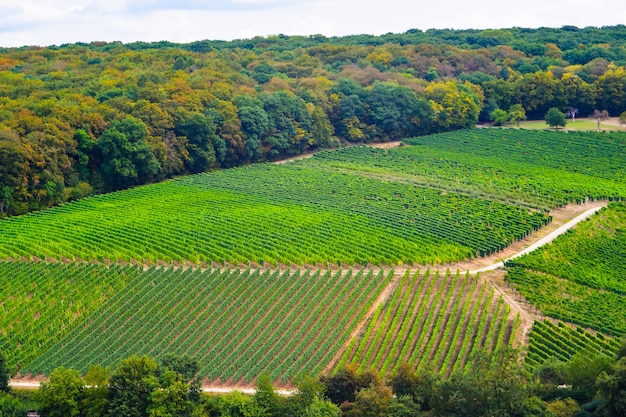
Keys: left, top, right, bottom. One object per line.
{"left": 0, "top": 160, "right": 548, "bottom": 266}
{"left": 505, "top": 204, "right": 626, "bottom": 339}
{"left": 506, "top": 202, "right": 626, "bottom": 295}
{"left": 506, "top": 267, "right": 626, "bottom": 337}
{"left": 0, "top": 262, "right": 138, "bottom": 369}
{"left": 25, "top": 266, "right": 392, "bottom": 383}
{"left": 336, "top": 269, "right": 517, "bottom": 377}
{"left": 388, "top": 129, "right": 625, "bottom": 210}
{"left": 525, "top": 320, "right": 621, "bottom": 368}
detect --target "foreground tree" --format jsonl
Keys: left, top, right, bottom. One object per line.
{"left": 107, "top": 355, "right": 160, "bottom": 417}
{"left": 37, "top": 367, "right": 84, "bottom": 417}
{"left": 436, "top": 348, "right": 546, "bottom": 417}
{"left": 545, "top": 107, "right": 567, "bottom": 129}
{"left": 0, "top": 352, "right": 9, "bottom": 393}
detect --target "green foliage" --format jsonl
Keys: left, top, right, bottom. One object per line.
{"left": 98, "top": 118, "right": 161, "bottom": 190}
{"left": 321, "top": 364, "right": 379, "bottom": 405}
{"left": 508, "top": 104, "right": 527, "bottom": 125}
{"left": 545, "top": 107, "right": 567, "bottom": 128}
{"left": 0, "top": 155, "right": 550, "bottom": 266}
{"left": 0, "top": 391, "right": 22, "bottom": 417}
{"left": 107, "top": 355, "right": 160, "bottom": 417}
{"left": 0, "top": 352, "right": 9, "bottom": 393}
{"left": 525, "top": 321, "right": 621, "bottom": 371}
{"left": 83, "top": 365, "right": 110, "bottom": 417}
{"left": 596, "top": 356, "right": 626, "bottom": 417}
{"left": 1, "top": 27, "right": 626, "bottom": 216}
{"left": 36, "top": 367, "right": 84, "bottom": 417}
{"left": 401, "top": 129, "right": 626, "bottom": 210}
{"left": 0, "top": 263, "right": 136, "bottom": 373}
{"left": 490, "top": 108, "right": 508, "bottom": 125}
{"left": 436, "top": 348, "right": 543, "bottom": 417}
{"left": 507, "top": 203, "right": 626, "bottom": 294}
{"left": 159, "top": 354, "right": 200, "bottom": 383}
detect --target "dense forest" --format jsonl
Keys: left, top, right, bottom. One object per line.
{"left": 1, "top": 25, "right": 626, "bottom": 215}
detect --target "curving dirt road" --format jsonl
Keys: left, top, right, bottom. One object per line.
{"left": 468, "top": 203, "right": 606, "bottom": 274}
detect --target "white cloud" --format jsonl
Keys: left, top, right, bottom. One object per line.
{"left": 0, "top": 0, "right": 625, "bottom": 47}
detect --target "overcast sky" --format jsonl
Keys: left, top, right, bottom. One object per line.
{"left": 1, "top": 0, "right": 625, "bottom": 48}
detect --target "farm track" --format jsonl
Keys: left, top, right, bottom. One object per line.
{"left": 8, "top": 200, "right": 608, "bottom": 393}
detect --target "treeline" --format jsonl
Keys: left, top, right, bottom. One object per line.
{"left": 1, "top": 26, "right": 626, "bottom": 215}
{"left": 2, "top": 346, "right": 626, "bottom": 417}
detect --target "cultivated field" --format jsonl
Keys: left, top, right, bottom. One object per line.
{"left": 2, "top": 128, "right": 625, "bottom": 385}
{"left": 506, "top": 202, "right": 626, "bottom": 338}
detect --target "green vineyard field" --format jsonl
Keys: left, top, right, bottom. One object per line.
{"left": 25, "top": 266, "right": 392, "bottom": 383}
{"left": 525, "top": 320, "right": 621, "bottom": 368}
{"left": 0, "top": 162, "right": 549, "bottom": 267}
{"left": 337, "top": 269, "right": 518, "bottom": 376}
{"left": 0, "top": 262, "right": 138, "bottom": 369}
{"left": 1, "top": 128, "right": 625, "bottom": 383}
{"left": 506, "top": 203, "right": 626, "bottom": 337}
{"left": 507, "top": 202, "right": 626, "bottom": 294}
{"left": 303, "top": 129, "right": 626, "bottom": 210}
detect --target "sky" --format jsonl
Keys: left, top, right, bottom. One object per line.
{"left": 1, "top": 0, "right": 625, "bottom": 48}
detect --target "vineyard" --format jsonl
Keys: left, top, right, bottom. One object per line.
{"left": 25, "top": 266, "right": 392, "bottom": 384}
{"left": 525, "top": 320, "right": 621, "bottom": 368}
{"left": 1, "top": 128, "right": 625, "bottom": 385}
{"left": 337, "top": 269, "right": 518, "bottom": 377}
{"left": 0, "top": 262, "right": 138, "bottom": 368}
{"left": 506, "top": 202, "right": 626, "bottom": 294}
{"left": 0, "top": 162, "right": 549, "bottom": 267}
{"left": 505, "top": 203, "right": 626, "bottom": 337}
{"left": 302, "top": 129, "right": 626, "bottom": 211}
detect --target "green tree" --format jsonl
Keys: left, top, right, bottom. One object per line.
{"left": 597, "top": 356, "right": 626, "bottom": 417}
{"left": 344, "top": 382, "right": 392, "bottom": 417}
{"left": 37, "top": 367, "right": 84, "bottom": 417}
{"left": 83, "top": 365, "right": 110, "bottom": 417}
{"left": 0, "top": 352, "right": 9, "bottom": 393}
{"left": 508, "top": 104, "right": 527, "bottom": 126}
{"left": 254, "top": 373, "right": 280, "bottom": 415}
{"left": 0, "top": 392, "right": 21, "bottom": 417}
{"left": 546, "top": 398, "right": 580, "bottom": 417}
{"left": 107, "top": 355, "right": 160, "bottom": 417}
{"left": 98, "top": 118, "right": 160, "bottom": 190}
{"left": 436, "top": 348, "right": 543, "bottom": 417}
{"left": 321, "top": 365, "right": 379, "bottom": 406}
{"left": 490, "top": 108, "right": 509, "bottom": 126}
{"left": 567, "top": 353, "right": 612, "bottom": 403}
{"left": 545, "top": 107, "right": 567, "bottom": 129}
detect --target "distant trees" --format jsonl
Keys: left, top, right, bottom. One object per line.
{"left": 490, "top": 108, "right": 508, "bottom": 125}
{"left": 98, "top": 118, "right": 160, "bottom": 190}
{"left": 545, "top": 107, "right": 567, "bottom": 129}
{"left": 1, "top": 28, "right": 626, "bottom": 216}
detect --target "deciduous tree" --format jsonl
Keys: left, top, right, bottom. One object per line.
{"left": 545, "top": 107, "right": 567, "bottom": 129}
